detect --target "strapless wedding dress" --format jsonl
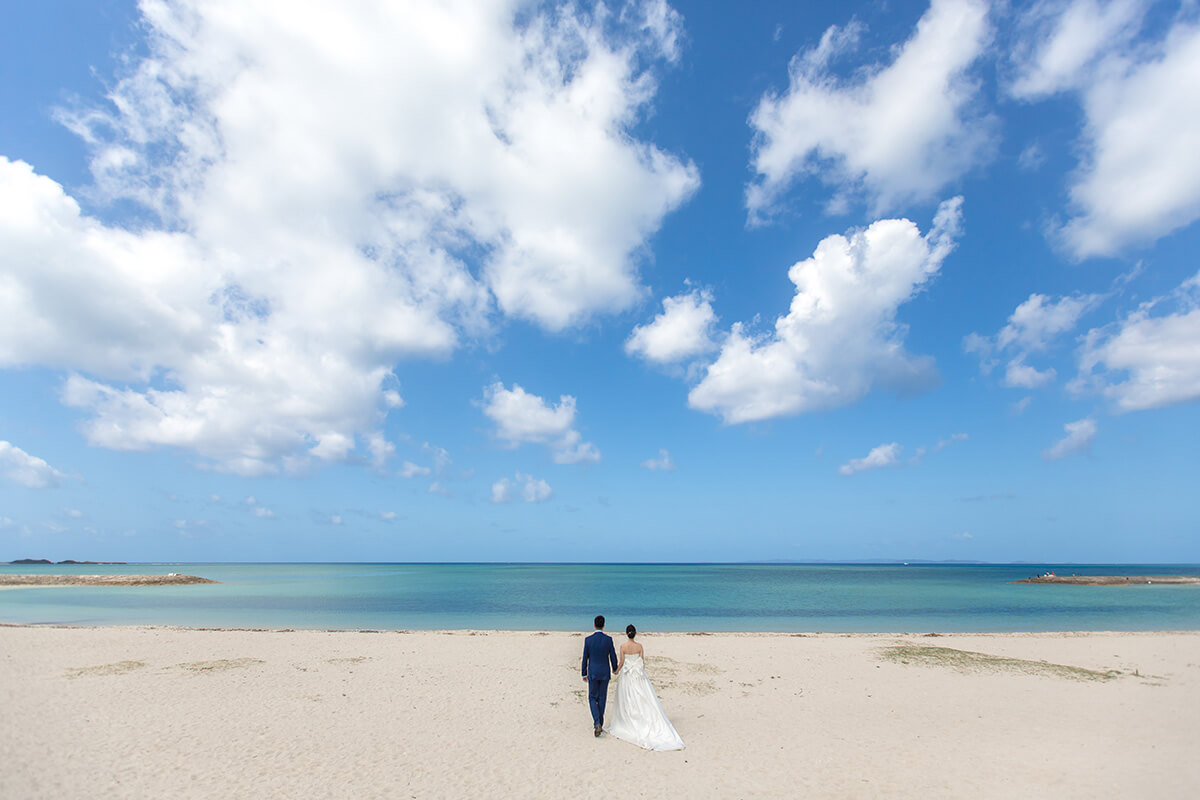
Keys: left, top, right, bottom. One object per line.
{"left": 604, "top": 653, "right": 685, "bottom": 751}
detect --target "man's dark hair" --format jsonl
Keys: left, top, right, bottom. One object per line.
{"left": 594, "top": 615, "right": 605, "bottom": 629}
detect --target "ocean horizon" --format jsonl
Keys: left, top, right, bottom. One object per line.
{"left": 4, "top": 562, "right": 1199, "bottom": 633}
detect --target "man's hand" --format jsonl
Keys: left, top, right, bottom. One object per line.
{"left": 582, "top": 676, "right": 589, "bottom": 683}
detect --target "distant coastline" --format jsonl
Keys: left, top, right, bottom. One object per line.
{"left": 0, "top": 574, "right": 217, "bottom": 586}
{"left": 6, "top": 559, "right": 127, "bottom": 565}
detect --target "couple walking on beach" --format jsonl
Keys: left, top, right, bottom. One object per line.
{"left": 581, "top": 615, "right": 685, "bottom": 751}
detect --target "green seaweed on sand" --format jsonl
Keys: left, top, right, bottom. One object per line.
{"left": 63, "top": 660, "right": 147, "bottom": 678}
{"left": 167, "top": 657, "right": 265, "bottom": 673}
{"left": 879, "top": 644, "right": 1122, "bottom": 682}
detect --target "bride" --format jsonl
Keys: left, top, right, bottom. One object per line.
{"left": 605, "top": 624, "right": 685, "bottom": 751}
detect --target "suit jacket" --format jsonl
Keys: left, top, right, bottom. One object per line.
{"left": 581, "top": 630, "right": 618, "bottom": 680}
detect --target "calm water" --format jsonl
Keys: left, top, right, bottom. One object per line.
{"left": 2, "top": 563, "right": 1199, "bottom": 632}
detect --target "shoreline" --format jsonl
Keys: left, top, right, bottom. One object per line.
{"left": 3, "top": 621, "right": 1198, "bottom": 636}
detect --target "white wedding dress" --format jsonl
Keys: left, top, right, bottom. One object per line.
{"left": 604, "top": 653, "right": 685, "bottom": 751}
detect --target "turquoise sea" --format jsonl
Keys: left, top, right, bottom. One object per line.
{"left": 2, "top": 563, "right": 1199, "bottom": 632}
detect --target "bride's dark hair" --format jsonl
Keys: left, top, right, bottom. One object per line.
{"left": 626, "top": 624, "right": 636, "bottom": 639}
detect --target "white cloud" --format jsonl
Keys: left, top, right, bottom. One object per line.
{"left": 330, "top": 515, "right": 343, "bottom": 526}
{"left": 641, "top": 449, "right": 676, "bottom": 471}
{"left": 421, "top": 443, "right": 452, "bottom": 474}
{"left": 1042, "top": 418, "right": 1097, "bottom": 460}
{"left": 839, "top": 442, "right": 902, "bottom": 475}
{"left": 965, "top": 292, "right": 1101, "bottom": 388}
{"left": 1010, "top": 3, "right": 1200, "bottom": 255}
{"left": 379, "top": 510, "right": 398, "bottom": 521}
{"left": 913, "top": 432, "right": 968, "bottom": 461}
{"left": 208, "top": 494, "right": 221, "bottom": 503}
{"left": 366, "top": 432, "right": 395, "bottom": 470}
{"left": 427, "top": 482, "right": 451, "bottom": 497}
{"left": 0, "top": 516, "right": 13, "bottom": 528}
{"left": 491, "top": 472, "right": 553, "bottom": 504}
{"left": 1000, "top": 293, "right": 1102, "bottom": 352}
{"left": 625, "top": 288, "right": 717, "bottom": 364}
{"left": 1011, "top": 396, "right": 1034, "bottom": 414}
{"left": 1017, "top": 142, "right": 1046, "bottom": 171}
{"left": 747, "top": 0, "right": 992, "bottom": 217}
{"left": 310, "top": 432, "right": 355, "bottom": 462}
{"left": 481, "top": 382, "right": 600, "bottom": 463}
{"left": 399, "top": 461, "right": 431, "bottom": 478}
{"left": 0, "top": 0, "right": 696, "bottom": 475}
{"left": 1009, "top": 0, "right": 1146, "bottom": 98}
{"left": 689, "top": 198, "right": 963, "bottom": 424}
{"left": 65, "top": 509, "right": 85, "bottom": 518}
{"left": 252, "top": 506, "right": 275, "bottom": 519}
{"left": 0, "top": 441, "right": 66, "bottom": 488}
{"left": 1004, "top": 357, "right": 1057, "bottom": 389}
{"left": 1076, "top": 271, "right": 1200, "bottom": 411}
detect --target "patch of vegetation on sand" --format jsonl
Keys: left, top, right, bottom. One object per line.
{"left": 167, "top": 657, "right": 265, "bottom": 673}
{"left": 63, "top": 660, "right": 147, "bottom": 678}
{"left": 879, "top": 644, "right": 1122, "bottom": 682}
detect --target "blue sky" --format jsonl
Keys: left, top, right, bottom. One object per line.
{"left": 2, "top": 0, "right": 1198, "bottom": 562}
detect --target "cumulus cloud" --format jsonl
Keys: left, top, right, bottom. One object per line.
{"left": 965, "top": 292, "right": 1101, "bottom": 388}
{"left": 491, "top": 472, "right": 553, "bottom": 504}
{"left": 1010, "top": 2, "right": 1200, "bottom": 255}
{"left": 252, "top": 506, "right": 275, "bottom": 519}
{"left": 747, "top": 0, "right": 992, "bottom": 217}
{"left": 839, "top": 442, "right": 902, "bottom": 475}
{"left": 399, "top": 461, "right": 432, "bottom": 479}
{"left": 1042, "top": 418, "right": 1097, "bottom": 460}
{"left": 482, "top": 382, "right": 600, "bottom": 463}
{"left": 1075, "top": 271, "right": 1200, "bottom": 411}
{"left": 641, "top": 449, "right": 676, "bottom": 471}
{"left": 0, "top": 441, "right": 66, "bottom": 488}
{"left": 0, "top": 0, "right": 696, "bottom": 476}
{"left": 625, "top": 289, "right": 717, "bottom": 364}
{"left": 688, "top": 198, "right": 963, "bottom": 424}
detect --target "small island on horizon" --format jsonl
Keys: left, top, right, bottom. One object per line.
{"left": 0, "top": 574, "right": 218, "bottom": 586}
{"left": 1014, "top": 574, "right": 1200, "bottom": 585}
{"left": 6, "top": 558, "right": 128, "bottom": 565}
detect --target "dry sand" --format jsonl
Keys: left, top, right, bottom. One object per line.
{"left": 1, "top": 626, "right": 1197, "bottom": 799}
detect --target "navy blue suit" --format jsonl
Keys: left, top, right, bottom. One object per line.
{"left": 581, "top": 630, "right": 619, "bottom": 727}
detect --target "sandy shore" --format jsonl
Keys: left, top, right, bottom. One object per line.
{"left": 1, "top": 627, "right": 1197, "bottom": 799}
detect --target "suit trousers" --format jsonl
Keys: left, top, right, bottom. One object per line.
{"left": 587, "top": 678, "right": 609, "bottom": 726}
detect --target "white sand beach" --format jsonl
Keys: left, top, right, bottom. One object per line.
{"left": 2, "top": 626, "right": 1197, "bottom": 799}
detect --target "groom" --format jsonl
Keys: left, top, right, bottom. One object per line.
{"left": 581, "top": 614, "right": 619, "bottom": 737}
